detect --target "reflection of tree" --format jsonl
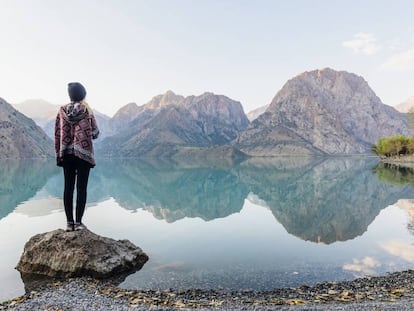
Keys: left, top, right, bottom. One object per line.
{"left": 373, "top": 163, "right": 414, "bottom": 186}
{"left": 239, "top": 158, "right": 414, "bottom": 244}
{"left": 0, "top": 159, "right": 58, "bottom": 220}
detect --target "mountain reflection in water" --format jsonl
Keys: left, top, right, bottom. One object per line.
{"left": 0, "top": 159, "right": 58, "bottom": 219}
{"left": 2, "top": 157, "right": 413, "bottom": 244}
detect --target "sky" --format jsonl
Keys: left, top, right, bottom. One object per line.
{"left": 0, "top": 0, "right": 413, "bottom": 117}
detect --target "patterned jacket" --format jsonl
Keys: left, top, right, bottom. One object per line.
{"left": 54, "top": 102, "right": 99, "bottom": 167}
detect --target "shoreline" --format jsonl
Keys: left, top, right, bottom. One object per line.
{"left": 380, "top": 155, "right": 414, "bottom": 167}
{"left": 2, "top": 270, "right": 414, "bottom": 310}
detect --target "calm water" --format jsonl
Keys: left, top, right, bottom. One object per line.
{"left": 1, "top": 157, "right": 414, "bottom": 301}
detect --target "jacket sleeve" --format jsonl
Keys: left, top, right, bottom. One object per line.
{"left": 54, "top": 112, "right": 61, "bottom": 155}
{"left": 90, "top": 114, "right": 100, "bottom": 140}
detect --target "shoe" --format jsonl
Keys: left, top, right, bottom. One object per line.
{"left": 74, "top": 222, "right": 87, "bottom": 231}
{"left": 66, "top": 222, "right": 74, "bottom": 232}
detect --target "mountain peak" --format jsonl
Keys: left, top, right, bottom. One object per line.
{"left": 147, "top": 91, "right": 185, "bottom": 110}
{"left": 295, "top": 67, "right": 363, "bottom": 82}
{"left": 164, "top": 90, "right": 176, "bottom": 96}
{"left": 237, "top": 69, "right": 409, "bottom": 155}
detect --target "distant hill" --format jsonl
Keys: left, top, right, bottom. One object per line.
{"left": 98, "top": 91, "right": 250, "bottom": 157}
{"left": 395, "top": 96, "right": 414, "bottom": 113}
{"left": 14, "top": 99, "right": 112, "bottom": 139}
{"left": 246, "top": 104, "right": 269, "bottom": 121}
{"left": 14, "top": 99, "right": 57, "bottom": 127}
{"left": 235, "top": 68, "right": 410, "bottom": 155}
{"left": 0, "top": 98, "right": 53, "bottom": 158}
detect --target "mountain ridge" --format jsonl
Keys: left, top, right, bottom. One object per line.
{"left": 99, "top": 91, "right": 249, "bottom": 157}
{"left": 235, "top": 68, "right": 410, "bottom": 156}
{"left": 0, "top": 98, "right": 53, "bottom": 158}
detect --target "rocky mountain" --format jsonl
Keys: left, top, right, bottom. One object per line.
{"left": 395, "top": 96, "right": 414, "bottom": 113}
{"left": 99, "top": 91, "right": 249, "bottom": 157}
{"left": 235, "top": 68, "right": 410, "bottom": 155}
{"left": 14, "top": 99, "right": 112, "bottom": 139}
{"left": 0, "top": 98, "right": 53, "bottom": 158}
{"left": 110, "top": 91, "right": 186, "bottom": 134}
{"left": 246, "top": 104, "right": 269, "bottom": 121}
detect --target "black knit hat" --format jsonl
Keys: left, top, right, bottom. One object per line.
{"left": 68, "top": 82, "right": 87, "bottom": 102}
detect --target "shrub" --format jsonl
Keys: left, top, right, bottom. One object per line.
{"left": 372, "top": 135, "right": 414, "bottom": 157}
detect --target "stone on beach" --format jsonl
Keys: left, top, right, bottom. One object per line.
{"left": 16, "top": 229, "right": 148, "bottom": 279}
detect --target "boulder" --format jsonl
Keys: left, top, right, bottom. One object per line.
{"left": 16, "top": 229, "right": 148, "bottom": 279}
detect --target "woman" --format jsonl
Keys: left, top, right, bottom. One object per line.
{"left": 54, "top": 82, "right": 99, "bottom": 232}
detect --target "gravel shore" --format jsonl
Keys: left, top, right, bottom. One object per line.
{"left": 2, "top": 270, "right": 414, "bottom": 310}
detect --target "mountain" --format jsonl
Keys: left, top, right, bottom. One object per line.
{"left": 395, "top": 96, "right": 414, "bottom": 113}
{"left": 14, "top": 99, "right": 112, "bottom": 139}
{"left": 99, "top": 91, "right": 250, "bottom": 157}
{"left": 0, "top": 98, "right": 53, "bottom": 158}
{"left": 14, "top": 99, "right": 57, "bottom": 127}
{"left": 235, "top": 68, "right": 410, "bottom": 155}
{"left": 110, "top": 91, "right": 186, "bottom": 134}
{"left": 239, "top": 157, "right": 413, "bottom": 244}
{"left": 246, "top": 104, "right": 269, "bottom": 121}
{"left": 111, "top": 102, "right": 142, "bottom": 133}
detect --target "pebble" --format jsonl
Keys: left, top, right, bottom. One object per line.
{"left": 2, "top": 270, "right": 414, "bottom": 310}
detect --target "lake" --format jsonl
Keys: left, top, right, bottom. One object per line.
{"left": 1, "top": 157, "right": 414, "bottom": 302}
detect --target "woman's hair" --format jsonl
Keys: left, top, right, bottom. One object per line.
{"left": 68, "top": 82, "right": 87, "bottom": 102}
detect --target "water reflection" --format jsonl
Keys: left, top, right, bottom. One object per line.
{"left": 373, "top": 163, "right": 414, "bottom": 186}
{"left": 99, "top": 160, "right": 248, "bottom": 222}
{"left": 242, "top": 158, "right": 413, "bottom": 244}
{"left": 3, "top": 157, "right": 414, "bottom": 244}
{"left": 0, "top": 159, "right": 58, "bottom": 220}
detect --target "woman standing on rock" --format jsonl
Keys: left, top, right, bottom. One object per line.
{"left": 55, "top": 82, "right": 99, "bottom": 232}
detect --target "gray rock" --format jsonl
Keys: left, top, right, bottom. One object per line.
{"left": 236, "top": 68, "right": 410, "bottom": 155}
{"left": 16, "top": 229, "right": 148, "bottom": 279}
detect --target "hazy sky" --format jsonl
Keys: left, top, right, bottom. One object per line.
{"left": 1, "top": 0, "right": 413, "bottom": 116}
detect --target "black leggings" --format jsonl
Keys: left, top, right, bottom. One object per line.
{"left": 62, "top": 155, "right": 91, "bottom": 223}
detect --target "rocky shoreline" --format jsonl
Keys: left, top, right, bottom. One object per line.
{"left": 2, "top": 270, "right": 414, "bottom": 310}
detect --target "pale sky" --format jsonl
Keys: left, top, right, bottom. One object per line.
{"left": 0, "top": 0, "right": 413, "bottom": 116}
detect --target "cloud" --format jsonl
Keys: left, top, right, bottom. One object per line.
{"left": 343, "top": 256, "right": 381, "bottom": 275}
{"left": 342, "top": 33, "right": 381, "bottom": 55}
{"left": 381, "top": 240, "right": 414, "bottom": 262}
{"left": 381, "top": 48, "right": 414, "bottom": 71}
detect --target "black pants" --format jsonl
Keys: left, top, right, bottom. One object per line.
{"left": 62, "top": 155, "right": 91, "bottom": 223}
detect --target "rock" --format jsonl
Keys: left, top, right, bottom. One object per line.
{"left": 236, "top": 68, "right": 410, "bottom": 155}
{"left": 16, "top": 229, "right": 148, "bottom": 279}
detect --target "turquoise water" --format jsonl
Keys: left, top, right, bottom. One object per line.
{"left": 1, "top": 157, "right": 414, "bottom": 301}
